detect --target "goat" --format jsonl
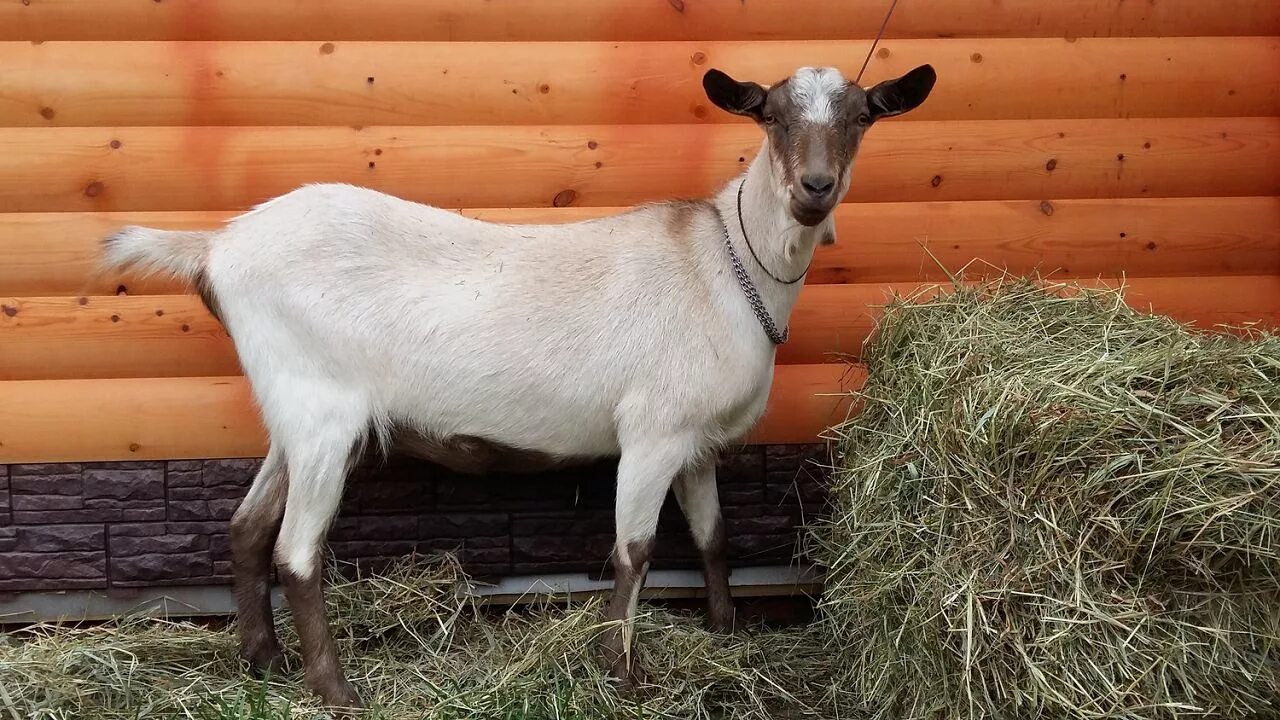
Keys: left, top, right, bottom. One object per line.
{"left": 99, "top": 63, "right": 935, "bottom": 708}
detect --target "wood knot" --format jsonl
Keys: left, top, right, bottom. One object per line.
{"left": 78, "top": 297, "right": 88, "bottom": 306}
{"left": 110, "top": 314, "right": 121, "bottom": 322}
{"left": 877, "top": 47, "right": 891, "bottom": 59}
{"left": 155, "top": 309, "right": 165, "bottom": 316}
{"left": 587, "top": 140, "right": 598, "bottom": 150}
{"left": 84, "top": 181, "right": 104, "bottom": 198}
{"left": 181, "top": 324, "right": 190, "bottom": 332}
{"left": 691, "top": 51, "right": 707, "bottom": 65}
{"left": 374, "top": 148, "right": 383, "bottom": 155}
{"left": 1116, "top": 153, "right": 1125, "bottom": 161}
{"left": 319, "top": 42, "right": 335, "bottom": 55}
{"left": 970, "top": 52, "right": 983, "bottom": 63}
{"left": 692, "top": 104, "right": 707, "bottom": 118}
{"left": 1, "top": 305, "right": 16, "bottom": 317}
{"left": 367, "top": 76, "right": 375, "bottom": 84}
{"left": 668, "top": 0, "right": 686, "bottom": 12}
{"left": 539, "top": 83, "right": 551, "bottom": 94}
{"left": 1045, "top": 158, "right": 1057, "bottom": 171}
{"left": 1119, "top": 73, "right": 1127, "bottom": 80}
{"left": 39, "top": 106, "right": 56, "bottom": 120}
{"left": 116, "top": 285, "right": 127, "bottom": 295}
{"left": 930, "top": 175, "right": 943, "bottom": 188}
{"left": 110, "top": 139, "right": 122, "bottom": 149}
{"left": 552, "top": 189, "right": 578, "bottom": 207}
{"left": 1143, "top": 142, "right": 1151, "bottom": 149}
{"left": 594, "top": 161, "right": 603, "bottom": 168}
{"left": 1119, "top": 232, "right": 1127, "bottom": 238}
{"left": 129, "top": 443, "right": 141, "bottom": 452}
{"left": 1146, "top": 241, "right": 1157, "bottom": 251}
{"left": 1039, "top": 200, "right": 1054, "bottom": 216}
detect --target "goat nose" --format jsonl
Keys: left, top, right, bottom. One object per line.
{"left": 800, "top": 173, "right": 835, "bottom": 198}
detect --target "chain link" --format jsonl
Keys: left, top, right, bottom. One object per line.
{"left": 718, "top": 214, "right": 789, "bottom": 345}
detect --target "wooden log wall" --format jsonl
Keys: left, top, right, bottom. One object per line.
{"left": 2, "top": 0, "right": 1279, "bottom": 463}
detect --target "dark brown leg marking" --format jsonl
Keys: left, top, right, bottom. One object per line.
{"left": 280, "top": 561, "right": 361, "bottom": 709}
{"left": 700, "top": 516, "right": 735, "bottom": 633}
{"left": 599, "top": 538, "right": 654, "bottom": 688}
{"left": 229, "top": 462, "right": 288, "bottom": 674}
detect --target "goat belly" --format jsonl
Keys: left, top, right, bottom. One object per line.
{"left": 389, "top": 429, "right": 585, "bottom": 475}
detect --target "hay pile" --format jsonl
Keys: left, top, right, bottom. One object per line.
{"left": 0, "top": 555, "right": 846, "bottom": 719}
{"left": 811, "top": 279, "right": 1280, "bottom": 719}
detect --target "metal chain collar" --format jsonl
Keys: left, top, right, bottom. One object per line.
{"left": 715, "top": 206, "right": 789, "bottom": 345}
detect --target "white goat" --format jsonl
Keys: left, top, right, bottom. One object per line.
{"left": 100, "top": 64, "right": 935, "bottom": 708}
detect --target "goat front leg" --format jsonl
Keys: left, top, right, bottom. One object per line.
{"left": 600, "top": 436, "right": 698, "bottom": 687}
{"left": 673, "top": 458, "right": 734, "bottom": 633}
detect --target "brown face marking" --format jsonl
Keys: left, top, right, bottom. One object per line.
{"left": 757, "top": 70, "right": 873, "bottom": 225}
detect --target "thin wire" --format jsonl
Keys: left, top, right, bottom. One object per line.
{"left": 855, "top": 0, "right": 901, "bottom": 84}
{"left": 736, "top": 178, "right": 809, "bottom": 285}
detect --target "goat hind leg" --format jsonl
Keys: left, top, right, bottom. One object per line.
{"left": 673, "top": 458, "right": 735, "bottom": 633}
{"left": 273, "top": 413, "right": 367, "bottom": 709}
{"left": 229, "top": 446, "right": 288, "bottom": 674}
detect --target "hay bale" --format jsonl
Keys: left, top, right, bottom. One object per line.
{"left": 810, "top": 279, "right": 1280, "bottom": 719}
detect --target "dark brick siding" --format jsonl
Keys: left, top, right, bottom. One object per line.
{"left": 0, "top": 446, "right": 829, "bottom": 593}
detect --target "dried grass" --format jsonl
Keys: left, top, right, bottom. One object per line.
{"left": 0, "top": 556, "right": 847, "bottom": 719}
{"left": 810, "top": 278, "right": 1280, "bottom": 719}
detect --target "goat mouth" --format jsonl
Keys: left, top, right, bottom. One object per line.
{"left": 789, "top": 198, "right": 833, "bottom": 227}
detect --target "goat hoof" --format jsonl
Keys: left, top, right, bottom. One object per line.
{"left": 605, "top": 653, "right": 650, "bottom": 689}
{"left": 311, "top": 676, "right": 363, "bottom": 711}
{"left": 239, "top": 642, "right": 285, "bottom": 677}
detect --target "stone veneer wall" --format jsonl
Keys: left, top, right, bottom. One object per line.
{"left": 0, "top": 445, "right": 829, "bottom": 595}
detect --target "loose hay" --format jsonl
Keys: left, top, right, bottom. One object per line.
{"left": 810, "top": 279, "right": 1280, "bottom": 719}
{"left": 0, "top": 555, "right": 846, "bottom": 719}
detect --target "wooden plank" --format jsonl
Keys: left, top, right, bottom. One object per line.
{"left": 3, "top": 38, "right": 1275, "bottom": 127}
{"left": 0, "top": 295, "right": 236, "bottom": 380}
{"left": 7, "top": 197, "right": 1275, "bottom": 297}
{"left": 0, "top": 118, "right": 1275, "bottom": 213}
{"left": 3, "top": 1, "right": 1276, "bottom": 41}
{"left": 0, "top": 364, "right": 857, "bottom": 463}
{"left": 7, "top": 276, "right": 1277, "bottom": 380}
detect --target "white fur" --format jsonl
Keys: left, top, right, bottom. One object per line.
{"left": 101, "top": 139, "right": 837, "bottom": 582}
{"left": 791, "top": 66, "right": 848, "bottom": 124}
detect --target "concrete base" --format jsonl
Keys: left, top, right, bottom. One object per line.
{"left": 0, "top": 564, "right": 821, "bottom": 624}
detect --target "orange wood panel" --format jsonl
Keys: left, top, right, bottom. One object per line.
{"left": 3, "top": 38, "right": 1275, "bottom": 127}
{"left": 0, "top": 364, "right": 857, "bottom": 463}
{"left": 4, "top": 198, "right": 1278, "bottom": 296}
{"left": 0, "top": 118, "right": 1275, "bottom": 213}
{"left": 6, "top": 277, "right": 1276, "bottom": 380}
{"left": 2, "top": 1, "right": 1276, "bottom": 41}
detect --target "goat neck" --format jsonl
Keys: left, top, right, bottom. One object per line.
{"left": 712, "top": 144, "right": 830, "bottom": 340}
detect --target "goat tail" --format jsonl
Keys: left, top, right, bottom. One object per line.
{"left": 99, "top": 226, "right": 214, "bottom": 281}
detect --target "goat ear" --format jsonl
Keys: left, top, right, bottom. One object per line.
{"left": 702, "top": 69, "right": 767, "bottom": 121}
{"left": 866, "top": 64, "right": 936, "bottom": 122}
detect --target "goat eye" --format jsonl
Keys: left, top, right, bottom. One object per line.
{"left": 763, "top": 114, "right": 777, "bottom": 126}
{"left": 856, "top": 113, "right": 870, "bottom": 127}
